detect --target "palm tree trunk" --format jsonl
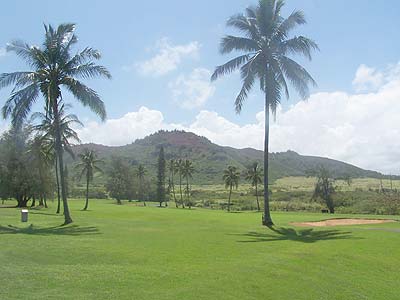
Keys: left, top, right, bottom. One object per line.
{"left": 262, "top": 94, "right": 273, "bottom": 226}
{"left": 255, "top": 183, "right": 260, "bottom": 211}
{"left": 186, "top": 177, "right": 190, "bottom": 209}
{"left": 179, "top": 174, "right": 184, "bottom": 208}
{"left": 53, "top": 102, "right": 72, "bottom": 224}
{"left": 55, "top": 157, "right": 61, "bottom": 214}
{"left": 228, "top": 184, "right": 232, "bottom": 212}
{"left": 84, "top": 172, "right": 89, "bottom": 210}
{"left": 172, "top": 173, "right": 178, "bottom": 208}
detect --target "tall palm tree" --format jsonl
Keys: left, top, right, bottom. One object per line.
{"left": 75, "top": 149, "right": 103, "bottom": 211}
{"left": 167, "top": 159, "right": 178, "bottom": 208}
{"left": 32, "top": 103, "right": 82, "bottom": 214}
{"left": 176, "top": 159, "right": 185, "bottom": 208}
{"left": 211, "top": 0, "right": 318, "bottom": 226}
{"left": 136, "top": 164, "right": 146, "bottom": 206}
{"left": 223, "top": 166, "right": 241, "bottom": 212}
{"left": 181, "top": 159, "right": 194, "bottom": 208}
{"left": 0, "top": 24, "right": 111, "bottom": 224}
{"left": 245, "top": 162, "right": 263, "bottom": 211}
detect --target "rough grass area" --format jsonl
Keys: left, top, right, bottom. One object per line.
{"left": 1, "top": 199, "right": 400, "bottom": 300}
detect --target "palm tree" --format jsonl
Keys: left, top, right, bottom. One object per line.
{"left": 167, "top": 159, "right": 178, "bottom": 207}
{"left": 0, "top": 24, "right": 111, "bottom": 224}
{"left": 32, "top": 103, "right": 82, "bottom": 214}
{"left": 181, "top": 159, "right": 194, "bottom": 208}
{"left": 211, "top": 0, "right": 318, "bottom": 226}
{"left": 136, "top": 164, "right": 146, "bottom": 206}
{"left": 223, "top": 166, "right": 241, "bottom": 212}
{"left": 75, "top": 149, "right": 103, "bottom": 211}
{"left": 176, "top": 159, "right": 185, "bottom": 208}
{"left": 244, "top": 162, "right": 263, "bottom": 211}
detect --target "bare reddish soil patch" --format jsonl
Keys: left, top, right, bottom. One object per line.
{"left": 291, "top": 218, "right": 396, "bottom": 227}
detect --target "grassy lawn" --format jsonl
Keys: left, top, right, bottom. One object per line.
{"left": 1, "top": 200, "right": 400, "bottom": 300}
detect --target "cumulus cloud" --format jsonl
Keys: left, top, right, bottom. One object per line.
{"left": 134, "top": 38, "right": 200, "bottom": 76}
{"left": 352, "top": 64, "right": 384, "bottom": 92}
{"left": 76, "top": 62, "right": 400, "bottom": 174}
{"left": 168, "top": 68, "right": 215, "bottom": 109}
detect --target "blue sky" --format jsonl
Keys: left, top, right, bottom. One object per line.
{"left": 1, "top": 0, "right": 400, "bottom": 173}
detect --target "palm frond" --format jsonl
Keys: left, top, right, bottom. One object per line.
{"left": 280, "top": 56, "right": 317, "bottom": 99}
{"left": 281, "top": 36, "right": 319, "bottom": 60}
{"left": 68, "top": 63, "right": 111, "bottom": 79}
{"left": 211, "top": 54, "right": 250, "bottom": 81}
{"left": 220, "top": 35, "right": 259, "bottom": 54}
{"left": 62, "top": 77, "right": 106, "bottom": 121}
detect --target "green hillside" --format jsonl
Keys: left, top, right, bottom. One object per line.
{"left": 67, "top": 130, "right": 385, "bottom": 184}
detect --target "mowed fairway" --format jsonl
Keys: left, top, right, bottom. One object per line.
{"left": 1, "top": 200, "right": 400, "bottom": 300}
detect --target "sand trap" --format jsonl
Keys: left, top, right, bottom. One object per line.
{"left": 291, "top": 218, "right": 396, "bottom": 227}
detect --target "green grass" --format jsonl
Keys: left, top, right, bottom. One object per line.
{"left": 1, "top": 200, "right": 400, "bottom": 300}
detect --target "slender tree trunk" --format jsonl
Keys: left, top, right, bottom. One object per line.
{"left": 262, "top": 93, "right": 273, "bottom": 226}
{"left": 171, "top": 172, "right": 177, "bottom": 208}
{"left": 228, "top": 184, "right": 232, "bottom": 212}
{"left": 83, "top": 172, "right": 89, "bottom": 210}
{"left": 53, "top": 102, "right": 72, "bottom": 224}
{"left": 31, "top": 196, "right": 36, "bottom": 207}
{"left": 186, "top": 177, "right": 190, "bottom": 209}
{"left": 55, "top": 157, "right": 61, "bottom": 214}
{"left": 179, "top": 174, "right": 184, "bottom": 208}
{"left": 44, "top": 194, "right": 48, "bottom": 208}
{"left": 255, "top": 183, "right": 260, "bottom": 211}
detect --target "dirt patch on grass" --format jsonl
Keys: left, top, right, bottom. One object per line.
{"left": 291, "top": 218, "right": 397, "bottom": 227}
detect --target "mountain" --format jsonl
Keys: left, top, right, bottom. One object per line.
{"left": 68, "top": 130, "right": 384, "bottom": 184}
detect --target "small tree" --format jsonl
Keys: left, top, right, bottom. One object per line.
{"left": 311, "top": 166, "right": 336, "bottom": 213}
{"left": 106, "top": 158, "right": 134, "bottom": 205}
{"left": 223, "top": 166, "right": 240, "bottom": 212}
{"left": 156, "top": 146, "right": 166, "bottom": 207}
{"left": 244, "top": 162, "right": 263, "bottom": 211}
{"left": 75, "top": 149, "right": 103, "bottom": 210}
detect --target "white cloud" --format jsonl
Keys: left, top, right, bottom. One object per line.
{"left": 134, "top": 38, "right": 200, "bottom": 76}
{"left": 352, "top": 64, "right": 384, "bottom": 92}
{"left": 168, "top": 68, "right": 215, "bottom": 109}
{"left": 76, "top": 62, "right": 400, "bottom": 174}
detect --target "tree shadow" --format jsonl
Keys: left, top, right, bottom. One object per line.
{"left": 30, "top": 211, "right": 60, "bottom": 217}
{"left": 0, "top": 224, "right": 100, "bottom": 236}
{"left": 233, "top": 226, "right": 360, "bottom": 244}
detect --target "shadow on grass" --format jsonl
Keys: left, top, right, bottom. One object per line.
{"left": 30, "top": 211, "right": 60, "bottom": 217}
{"left": 0, "top": 224, "right": 100, "bottom": 236}
{"left": 233, "top": 227, "right": 360, "bottom": 243}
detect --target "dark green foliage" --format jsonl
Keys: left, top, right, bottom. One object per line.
{"left": 106, "top": 158, "right": 135, "bottom": 204}
{"left": 223, "top": 166, "right": 241, "bottom": 212}
{"left": 75, "top": 149, "right": 103, "bottom": 210}
{"left": 156, "top": 146, "right": 166, "bottom": 207}
{"left": 310, "top": 166, "right": 336, "bottom": 213}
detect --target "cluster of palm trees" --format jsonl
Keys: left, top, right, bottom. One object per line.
{"left": 0, "top": 24, "right": 111, "bottom": 224}
{"left": 168, "top": 159, "right": 194, "bottom": 208}
{"left": 223, "top": 163, "right": 263, "bottom": 212}
{"left": 0, "top": 0, "right": 317, "bottom": 227}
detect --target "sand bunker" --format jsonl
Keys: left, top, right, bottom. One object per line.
{"left": 291, "top": 218, "right": 396, "bottom": 227}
